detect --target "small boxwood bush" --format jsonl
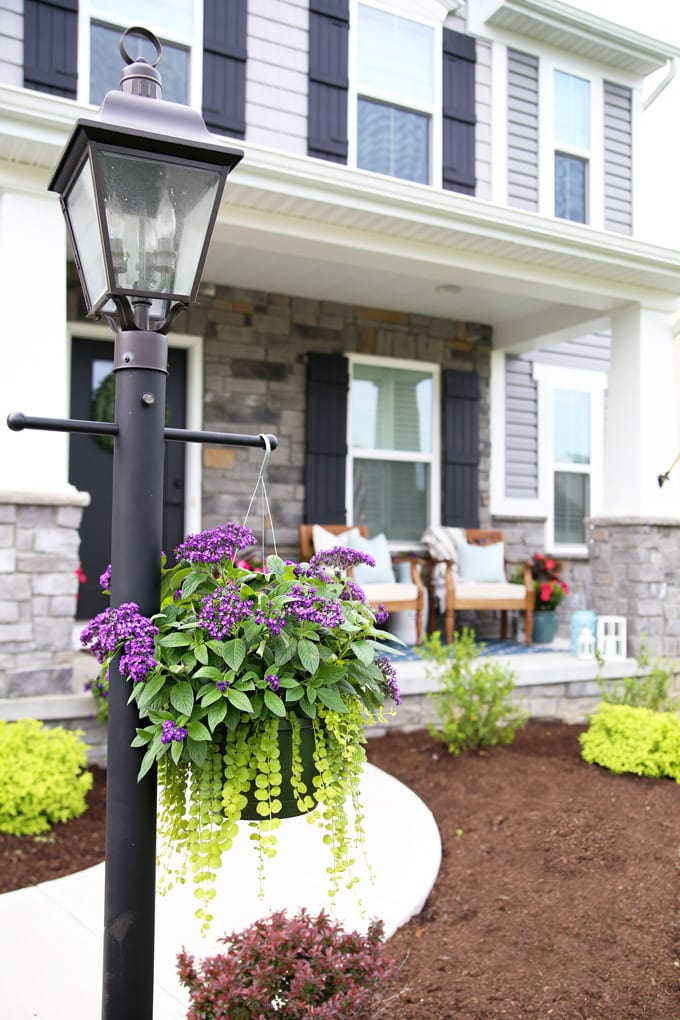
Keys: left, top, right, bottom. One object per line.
{"left": 177, "top": 908, "right": 397, "bottom": 1019}
{"left": 579, "top": 703, "right": 680, "bottom": 781}
{"left": 0, "top": 718, "right": 93, "bottom": 835}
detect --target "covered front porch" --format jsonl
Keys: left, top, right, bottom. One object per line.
{"left": 0, "top": 632, "right": 644, "bottom": 765}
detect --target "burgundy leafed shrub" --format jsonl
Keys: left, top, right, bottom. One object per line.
{"left": 176, "top": 907, "right": 396, "bottom": 1019}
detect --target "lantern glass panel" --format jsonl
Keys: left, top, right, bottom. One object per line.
{"left": 94, "top": 149, "right": 221, "bottom": 300}
{"left": 67, "top": 160, "right": 108, "bottom": 310}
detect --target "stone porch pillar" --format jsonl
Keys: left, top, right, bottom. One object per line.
{"left": 590, "top": 303, "right": 680, "bottom": 659}
{"left": 0, "top": 187, "right": 88, "bottom": 696}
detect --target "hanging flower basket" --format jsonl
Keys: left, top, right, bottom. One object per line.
{"left": 81, "top": 523, "right": 401, "bottom": 931}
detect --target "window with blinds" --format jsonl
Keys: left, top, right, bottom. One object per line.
{"left": 553, "top": 388, "right": 591, "bottom": 544}
{"left": 356, "top": 4, "right": 434, "bottom": 185}
{"left": 554, "top": 70, "right": 590, "bottom": 224}
{"left": 348, "top": 359, "right": 437, "bottom": 541}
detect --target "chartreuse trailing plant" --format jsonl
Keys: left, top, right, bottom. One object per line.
{"left": 417, "top": 628, "right": 528, "bottom": 756}
{"left": 176, "top": 908, "right": 397, "bottom": 1019}
{"left": 81, "top": 522, "right": 401, "bottom": 932}
{"left": 595, "top": 637, "right": 680, "bottom": 713}
{"left": 0, "top": 718, "right": 93, "bottom": 835}
{"left": 580, "top": 703, "right": 680, "bottom": 781}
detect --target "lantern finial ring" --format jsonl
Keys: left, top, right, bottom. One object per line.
{"left": 119, "top": 27, "right": 162, "bottom": 67}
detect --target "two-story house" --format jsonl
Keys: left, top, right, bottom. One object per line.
{"left": 2, "top": 0, "right": 680, "bottom": 702}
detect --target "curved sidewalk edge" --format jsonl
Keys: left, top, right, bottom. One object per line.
{"left": 0, "top": 762, "right": 441, "bottom": 1020}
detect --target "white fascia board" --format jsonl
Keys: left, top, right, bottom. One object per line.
{"left": 471, "top": 0, "right": 680, "bottom": 77}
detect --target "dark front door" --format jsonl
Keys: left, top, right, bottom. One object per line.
{"left": 69, "top": 336, "right": 188, "bottom": 619}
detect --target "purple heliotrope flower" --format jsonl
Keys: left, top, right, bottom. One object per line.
{"left": 374, "top": 603, "right": 389, "bottom": 625}
{"left": 80, "top": 602, "right": 158, "bottom": 683}
{"left": 266, "top": 674, "right": 280, "bottom": 692}
{"left": 309, "top": 546, "right": 376, "bottom": 576}
{"left": 375, "top": 654, "right": 401, "bottom": 704}
{"left": 176, "top": 523, "right": 256, "bottom": 565}
{"left": 285, "top": 585, "right": 344, "bottom": 629}
{"left": 197, "top": 585, "right": 254, "bottom": 639}
{"left": 99, "top": 564, "right": 112, "bottom": 591}
{"left": 161, "top": 719, "right": 188, "bottom": 744}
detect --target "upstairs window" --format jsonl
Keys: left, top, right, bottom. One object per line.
{"left": 355, "top": 4, "right": 435, "bottom": 185}
{"left": 90, "top": 22, "right": 189, "bottom": 106}
{"left": 81, "top": 1, "right": 194, "bottom": 107}
{"left": 554, "top": 70, "right": 590, "bottom": 223}
{"left": 348, "top": 357, "right": 439, "bottom": 541}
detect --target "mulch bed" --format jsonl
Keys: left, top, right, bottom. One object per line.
{"left": 2, "top": 722, "right": 680, "bottom": 1019}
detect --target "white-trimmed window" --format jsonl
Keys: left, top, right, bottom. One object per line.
{"left": 351, "top": 2, "right": 442, "bottom": 186}
{"left": 534, "top": 365, "right": 606, "bottom": 554}
{"left": 554, "top": 70, "right": 591, "bottom": 223}
{"left": 347, "top": 356, "right": 440, "bottom": 542}
{"left": 78, "top": 3, "right": 200, "bottom": 108}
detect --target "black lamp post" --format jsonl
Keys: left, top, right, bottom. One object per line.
{"left": 44, "top": 27, "right": 243, "bottom": 1020}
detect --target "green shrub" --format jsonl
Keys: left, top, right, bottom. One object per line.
{"left": 0, "top": 718, "right": 93, "bottom": 835}
{"left": 596, "top": 637, "right": 679, "bottom": 713}
{"left": 417, "top": 628, "right": 528, "bottom": 756}
{"left": 579, "top": 703, "right": 680, "bottom": 781}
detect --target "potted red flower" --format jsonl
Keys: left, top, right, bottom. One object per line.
{"left": 529, "top": 553, "right": 569, "bottom": 642}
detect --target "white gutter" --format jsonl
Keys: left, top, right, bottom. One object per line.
{"left": 643, "top": 57, "right": 678, "bottom": 110}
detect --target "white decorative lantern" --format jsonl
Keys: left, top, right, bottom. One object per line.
{"left": 596, "top": 616, "right": 627, "bottom": 661}
{"left": 576, "top": 626, "right": 595, "bottom": 659}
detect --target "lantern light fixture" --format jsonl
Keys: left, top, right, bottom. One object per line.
{"left": 48, "top": 26, "right": 243, "bottom": 333}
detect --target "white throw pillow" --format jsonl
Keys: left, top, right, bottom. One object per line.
{"left": 312, "top": 524, "right": 360, "bottom": 553}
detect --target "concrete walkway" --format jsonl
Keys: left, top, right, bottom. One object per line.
{"left": 0, "top": 762, "right": 441, "bottom": 1020}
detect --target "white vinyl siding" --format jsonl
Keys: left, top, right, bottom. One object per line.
{"left": 246, "top": 0, "right": 309, "bottom": 153}
{"left": 507, "top": 48, "right": 539, "bottom": 211}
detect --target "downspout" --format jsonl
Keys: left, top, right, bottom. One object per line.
{"left": 643, "top": 57, "right": 678, "bottom": 110}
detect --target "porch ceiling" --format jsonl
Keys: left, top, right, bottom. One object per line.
{"left": 205, "top": 141, "right": 680, "bottom": 350}
{"left": 3, "top": 84, "right": 680, "bottom": 352}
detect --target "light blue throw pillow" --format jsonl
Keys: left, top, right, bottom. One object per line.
{"left": 457, "top": 541, "right": 505, "bottom": 583}
{"left": 347, "top": 532, "right": 396, "bottom": 585}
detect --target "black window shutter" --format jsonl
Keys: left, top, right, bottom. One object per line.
{"left": 442, "top": 28, "right": 476, "bottom": 195}
{"left": 24, "top": 0, "right": 78, "bottom": 99}
{"left": 304, "top": 352, "right": 348, "bottom": 522}
{"left": 308, "top": 0, "right": 349, "bottom": 163}
{"left": 442, "top": 369, "right": 479, "bottom": 526}
{"left": 203, "top": 0, "right": 247, "bottom": 138}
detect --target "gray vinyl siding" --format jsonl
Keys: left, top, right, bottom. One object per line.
{"left": 507, "top": 49, "right": 539, "bottom": 211}
{"left": 246, "top": 0, "right": 309, "bottom": 153}
{"left": 505, "top": 355, "right": 538, "bottom": 497}
{"left": 504, "top": 332, "right": 610, "bottom": 497}
{"left": 603, "top": 81, "right": 632, "bottom": 235}
{"left": 0, "top": 1, "right": 23, "bottom": 88}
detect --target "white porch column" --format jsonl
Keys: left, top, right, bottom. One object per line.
{"left": 0, "top": 187, "right": 72, "bottom": 494}
{"left": 604, "top": 303, "right": 680, "bottom": 518}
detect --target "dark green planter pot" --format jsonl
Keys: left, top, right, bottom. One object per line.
{"left": 241, "top": 716, "right": 318, "bottom": 821}
{"left": 532, "top": 611, "right": 558, "bottom": 644}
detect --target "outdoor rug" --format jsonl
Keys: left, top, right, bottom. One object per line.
{"left": 386, "top": 640, "right": 560, "bottom": 663}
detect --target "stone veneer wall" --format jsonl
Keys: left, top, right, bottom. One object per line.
{"left": 587, "top": 517, "right": 680, "bottom": 660}
{"left": 0, "top": 491, "right": 89, "bottom": 698}
{"left": 179, "top": 285, "right": 494, "bottom": 555}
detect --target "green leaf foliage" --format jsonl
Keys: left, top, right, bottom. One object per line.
{"left": 580, "top": 702, "right": 680, "bottom": 781}
{"left": 0, "top": 719, "right": 93, "bottom": 835}
{"left": 417, "top": 628, "right": 528, "bottom": 756}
